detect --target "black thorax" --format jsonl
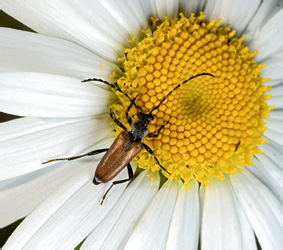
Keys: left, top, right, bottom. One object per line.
{"left": 128, "top": 113, "right": 154, "bottom": 142}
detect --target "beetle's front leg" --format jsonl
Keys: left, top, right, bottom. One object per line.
{"left": 125, "top": 94, "right": 139, "bottom": 126}
{"left": 110, "top": 109, "right": 127, "bottom": 131}
{"left": 147, "top": 121, "right": 169, "bottom": 138}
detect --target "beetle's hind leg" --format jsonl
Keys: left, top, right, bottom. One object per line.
{"left": 99, "top": 163, "right": 133, "bottom": 205}
{"left": 42, "top": 148, "right": 108, "bottom": 165}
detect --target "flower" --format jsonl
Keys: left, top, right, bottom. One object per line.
{"left": 0, "top": 0, "right": 282, "bottom": 249}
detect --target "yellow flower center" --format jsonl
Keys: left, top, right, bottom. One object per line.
{"left": 110, "top": 13, "right": 272, "bottom": 187}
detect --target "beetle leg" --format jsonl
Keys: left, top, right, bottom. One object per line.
{"left": 147, "top": 121, "right": 169, "bottom": 138}
{"left": 125, "top": 94, "right": 139, "bottom": 126}
{"left": 235, "top": 140, "right": 241, "bottom": 152}
{"left": 42, "top": 148, "right": 108, "bottom": 164}
{"left": 142, "top": 143, "right": 171, "bottom": 175}
{"left": 110, "top": 110, "right": 127, "bottom": 131}
{"left": 100, "top": 163, "right": 133, "bottom": 205}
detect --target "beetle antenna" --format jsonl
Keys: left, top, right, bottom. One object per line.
{"left": 149, "top": 73, "right": 215, "bottom": 114}
{"left": 82, "top": 78, "right": 141, "bottom": 111}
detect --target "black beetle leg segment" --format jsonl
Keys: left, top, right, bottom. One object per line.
{"left": 42, "top": 148, "right": 108, "bottom": 165}
{"left": 100, "top": 163, "right": 134, "bottom": 205}
{"left": 142, "top": 143, "right": 171, "bottom": 175}
{"left": 125, "top": 94, "right": 139, "bottom": 126}
{"left": 110, "top": 110, "right": 127, "bottom": 131}
{"left": 235, "top": 140, "right": 241, "bottom": 152}
{"left": 147, "top": 121, "right": 169, "bottom": 138}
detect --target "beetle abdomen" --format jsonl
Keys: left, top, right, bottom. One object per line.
{"left": 94, "top": 131, "right": 143, "bottom": 183}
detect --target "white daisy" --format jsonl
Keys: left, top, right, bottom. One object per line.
{"left": 0, "top": 0, "right": 282, "bottom": 249}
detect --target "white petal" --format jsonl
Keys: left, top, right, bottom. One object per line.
{"left": 249, "top": 157, "right": 282, "bottom": 202}
{"left": 261, "top": 53, "right": 283, "bottom": 86}
{"left": 266, "top": 95, "right": 283, "bottom": 134}
{"left": 266, "top": 118, "right": 283, "bottom": 133}
{"left": 102, "top": 0, "right": 149, "bottom": 39}
{"left": 0, "top": 28, "right": 119, "bottom": 80}
{"left": 230, "top": 169, "right": 283, "bottom": 249}
{"left": 4, "top": 159, "right": 129, "bottom": 249}
{"left": 256, "top": 153, "right": 283, "bottom": 187}
{"left": 264, "top": 128, "right": 283, "bottom": 146}
{"left": 199, "top": 180, "right": 205, "bottom": 224}
{"left": 235, "top": 202, "right": 257, "bottom": 250}
{"left": 1, "top": 0, "right": 126, "bottom": 62}
{"left": 259, "top": 138, "right": 283, "bottom": 170}
{"left": 226, "top": 177, "right": 257, "bottom": 250}
{"left": 26, "top": 171, "right": 128, "bottom": 249}
{"left": 3, "top": 161, "right": 94, "bottom": 249}
{"left": 204, "top": 0, "right": 261, "bottom": 34}
{"left": 0, "top": 72, "right": 114, "bottom": 117}
{"left": 244, "top": 0, "right": 279, "bottom": 42}
{"left": 269, "top": 109, "right": 283, "bottom": 121}
{"left": 180, "top": 0, "right": 205, "bottom": 17}
{"left": 0, "top": 156, "right": 91, "bottom": 227}
{"left": 125, "top": 180, "right": 180, "bottom": 250}
{"left": 269, "top": 84, "right": 283, "bottom": 97}
{"left": 138, "top": 0, "right": 158, "bottom": 20}
{"left": 267, "top": 95, "right": 283, "bottom": 109}
{"left": 155, "top": 0, "right": 179, "bottom": 19}
{"left": 249, "top": 9, "right": 283, "bottom": 62}
{"left": 261, "top": 54, "right": 283, "bottom": 87}
{"left": 166, "top": 179, "right": 200, "bottom": 250}
{"left": 0, "top": 116, "right": 113, "bottom": 180}
{"left": 0, "top": 116, "right": 85, "bottom": 142}
{"left": 82, "top": 170, "right": 160, "bottom": 249}
{"left": 58, "top": 0, "right": 131, "bottom": 53}
{"left": 200, "top": 178, "right": 242, "bottom": 250}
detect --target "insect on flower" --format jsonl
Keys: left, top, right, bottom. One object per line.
{"left": 43, "top": 73, "right": 214, "bottom": 204}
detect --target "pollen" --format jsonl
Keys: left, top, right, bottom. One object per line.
{"left": 110, "top": 13, "right": 272, "bottom": 186}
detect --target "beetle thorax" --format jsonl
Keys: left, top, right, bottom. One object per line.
{"left": 128, "top": 119, "right": 149, "bottom": 142}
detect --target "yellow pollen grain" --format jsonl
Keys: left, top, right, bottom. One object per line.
{"left": 110, "top": 13, "right": 272, "bottom": 187}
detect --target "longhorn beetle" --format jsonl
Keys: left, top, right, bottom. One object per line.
{"left": 43, "top": 73, "right": 214, "bottom": 204}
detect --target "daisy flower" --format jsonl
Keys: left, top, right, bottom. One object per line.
{"left": 1, "top": 0, "right": 282, "bottom": 249}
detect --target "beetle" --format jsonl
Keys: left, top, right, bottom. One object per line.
{"left": 43, "top": 72, "right": 214, "bottom": 204}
